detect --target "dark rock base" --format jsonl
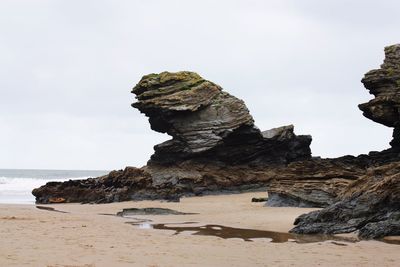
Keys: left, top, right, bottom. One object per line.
{"left": 290, "top": 162, "right": 400, "bottom": 239}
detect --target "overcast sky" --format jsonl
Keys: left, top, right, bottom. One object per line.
{"left": 1, "top": 0, "right": 399, "bottom": 170}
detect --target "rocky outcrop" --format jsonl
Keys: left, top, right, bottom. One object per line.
{"left": 33, "top": 71, "right": 313, "bottom": 204}
{"left": 132, "top": 71, "right": 311, "bottom": 165}
{"left": 31, "top": 149, "right": 400, "bottom": 207}
{"left": 291, "top": 162, "right": 400, "bottom": 238}
{"left": 31, "top": 156, "right": 364, "bottom": 205}
{"left": 33, "top": 167, "right": 154, "bottom": 203}
{"left": 32, "top": 157, "right": 357, "bottom": 204}
{"left": 32, "top": 45, "right": 400, "bottom": 240}
{"left": 359, "top": 44, "right": 400, "bottom": 148}
{"left": 266, "top": 156, "right": 363, "bottom": 208}
{"left": 290, "top": 44, "right": 400, "bottom": 238}
{"left": 266, "top": 148, "right": 400, "bottom": 208}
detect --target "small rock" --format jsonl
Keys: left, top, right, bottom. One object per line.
{"left": 251, "top": 197, "right": 268, "bottom": 202}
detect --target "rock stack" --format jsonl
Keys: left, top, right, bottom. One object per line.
{"left": 290, "top": 44, "right": 400, "bottom": 238}
{"left": 32, "top": 71, "right": 312, "bottom": 203}
{"left": 132, "top": 71, "right": 311, "bottom": 165}
{"left": 359, "top": 45, "right": 400, "bottom": 149}
{"left": 32, "top": 45, "right": 400, "bottom": 239}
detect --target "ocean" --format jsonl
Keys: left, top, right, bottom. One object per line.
{"left": 0, "top": 169, "right": 109, "bottom": 204}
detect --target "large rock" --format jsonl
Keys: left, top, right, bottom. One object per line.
{"left": 32, "top": 149, "right": 399, "bottom": 208}
{"left": 266, "top": 156, "right": 364, "bottom": 208}
{"left": 32, "top": 45, "right": 400, "bottom": 241}
{"left": 290, "top": 44, "right": 400, "bottom": 238}
{"left": 359, "top": 44, "right": 400, "bottom": 148}
{"left": 32, "top": 157, "right": 360, "bottom": 205}
{"left": 291, "top": 162, "right": 400, "bottom": 238}
{"left": 132, "top": 71, "right": 311, "bottom": 165}
{"left": 32, "top": 167, "right": 154, "bottom": 204}
{"left": 33, "top": 71, "right": 313, "bottom": 203}
{"left": 32, "top": 154, "right": 373, "bottom": 205}
{"left": 266, "top": 149, "right": 400, "bottom": 208}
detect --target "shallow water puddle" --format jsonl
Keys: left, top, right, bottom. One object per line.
{"left": 126, "top": 222, "right": 356, "bottom": 244}
{"left": 127, "top": 222, "right": 400, "bottom": 245}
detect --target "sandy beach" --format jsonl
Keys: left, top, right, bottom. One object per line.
{"left": 0, "top": 192, "right": 399, "bottom": 267}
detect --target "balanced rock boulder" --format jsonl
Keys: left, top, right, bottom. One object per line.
{"left": 32, "top": 71, "right": 313, "bottom": 204}
{"left": 132, "top": 71, "right": 311, "bottom": 165}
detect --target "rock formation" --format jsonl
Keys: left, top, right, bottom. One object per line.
{"left": 33, "top": 71, "right": 313, "bottom": 203}
{"left": 32, "top": 157, "right": 366, "bottom": 205}
{"left": 132, "top": 71, "right": 311, "bottom": 165}
{"left": 291, "top": 161, "right": 400, "bottom": 238}
{"left": 265, "top": 149, "right": 400, "bottom": 208}
{"left": 359, "top": 45, "right": 400, "bottom": 149}
{"left": 290, "top": 44, "right": 400, "bottom": 238}
{"left": 32, "top": 45, "right": 400, "bottom": 239}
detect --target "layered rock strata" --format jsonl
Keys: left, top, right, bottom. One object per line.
{"left": 291, "top": 162, "right": 400, "bottom": 238}
{"left": 132, "top": 71, "right": 312, "bottom": 165}
{"left": 359, "top": 44, "right": 400, "bottom": 149}
{"left": 266, "top": 149, "right": 400, "bottom": 207}
{"left": 31, "top": 157, "right": 362, "bottom": 205}
{"left": 33, "top": 71, "right": 313, "bottom": 204}
{"left": 32, "top": 45, "right": 400, "bottom": 240}
{"left": 290, "top": 44, "right": 400, "bottom": 238}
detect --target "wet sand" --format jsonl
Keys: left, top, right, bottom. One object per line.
{"left": 0, "top": 192, "right": 399, "bottom": 267}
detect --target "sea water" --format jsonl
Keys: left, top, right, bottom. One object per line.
{"left": 0, "top": 169, "right": 109, "bottom": 204}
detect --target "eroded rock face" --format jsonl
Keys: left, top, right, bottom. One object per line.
{"left": 359, "top": 44, "right": 400, "bottom": 148}
{"left": 33, "top": 71, "right": 313, "bottom": 204}
{"left": 32, "top": 167, "right": 154, "bottom": 204}
{"left": 33, "top": 150, "right": 400, "bottom": 207}
{"left": 266, "top": 156, "right": 364, "bottom": 208}
{"left": 266, "top": 149, "right": 400, "bottom": 208}
{"left": 31, "top": 157, "right": 359, "bottom": 205}
{"left": 290, "top": 44, "right": 400, "bottom": 238}
{"left": 291, "top": 162, "right": 400, "bottom": 238}
{"left": 132, "top": 71, "right": 311, "bottom": 165}
{"left": 32, "top": 46, "right": 400, "bottom": 240}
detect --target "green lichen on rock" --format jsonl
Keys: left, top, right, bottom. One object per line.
{"left": 387, "top": 67, "right": 395, "bottom": 76}
{"left": 132, "top": 71, "right": 221, "bottom": 112}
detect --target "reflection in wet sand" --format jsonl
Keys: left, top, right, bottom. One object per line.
{"left": 127, "top": 222, "right": 400, "bottom": 245}
{"left": 126, "top": 222, "right": 357, "bottom": 244}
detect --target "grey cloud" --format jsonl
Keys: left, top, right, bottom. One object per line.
{"left": 0, "top": 0, "right": 397, "bottom": 169}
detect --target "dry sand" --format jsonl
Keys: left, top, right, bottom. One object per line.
{"left": 0, "top": 192, "right": 399, "bottom": 267}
